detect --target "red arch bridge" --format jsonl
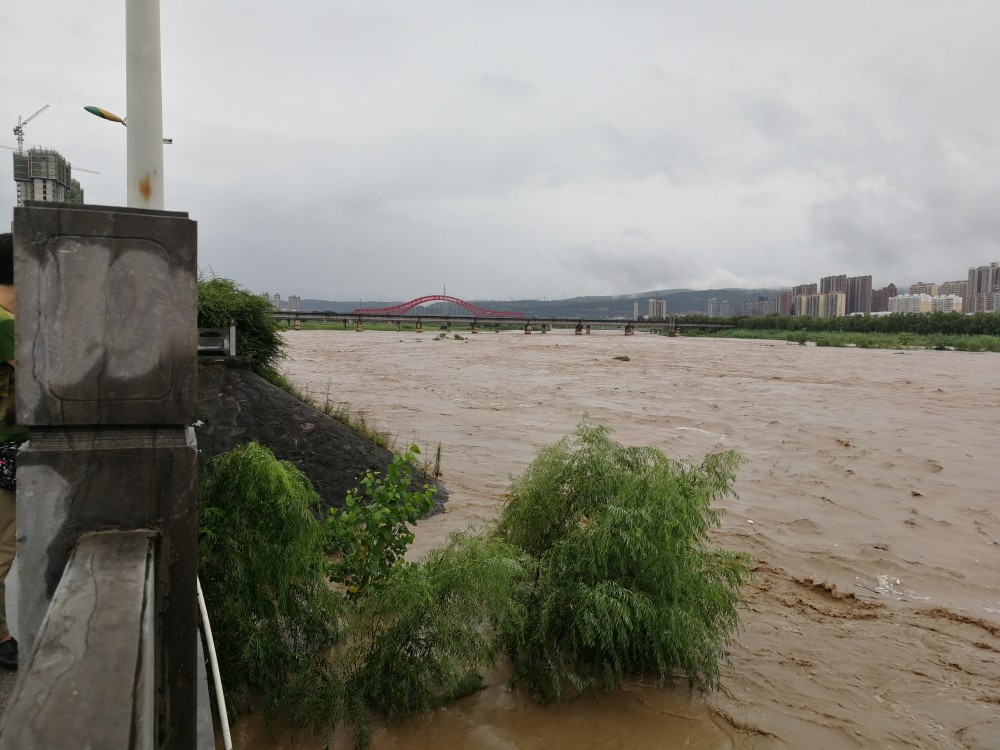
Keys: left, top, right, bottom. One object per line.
{"left": 352, "top": 295, "right": 524, "bottom": 318}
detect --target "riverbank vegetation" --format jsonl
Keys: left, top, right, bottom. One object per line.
{"left": 199, "top": 421, "right": 753, "bottom": 747}
{"left": 197, "top": 276, "right": 287, "bottom": 380}
{"left": 673, "top": 311, "right": 1000, "bottom": 351}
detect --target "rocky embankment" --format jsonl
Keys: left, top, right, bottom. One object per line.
{"left": 195, "top": 357, "right": 447, "bottom": 512}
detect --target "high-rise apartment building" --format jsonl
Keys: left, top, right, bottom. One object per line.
{"left": 794, "top": 293, "right": 845, "bottom": 318}
{"left": 871, "top": 283, "right": 897, "bottom": 312}
{"left": 742, "top": 296, "right": 775, "bottom": 317}
{"left": 889, "top": 294, "right": 933, "bottom": 313}
{"left": 647, "top": 298, "right": 667, "bottom": 319}
{"left": 820, "top": 275, "right": 848, "bottom": 294}
{"left": 930, "top": 295, "right": 963, "bottom": 313}
{"left": 792, "top": 283, "right": 817, "bottom": 297}
{"left": 775, "top": 291, "right": 795, "bottom": 316}
{"left": 845, "top": 275, "right": 872, "bottom": 315}
{"left": 706, "top": 298, "right": 717, "bottom": 318}
{"left": 909, "top": 282, "right": 938, "bottom": 296}
{"left": 939, "top": 280, "right": 967, "bottom": 297}
{"left": 288, "top": 295, "right": 301, "bottom": 312}
{"left": 12, "top": 147, "right": 85, "bottom": 207}
{"left": 967, "top": 263, "right": 1000, "bottom": 311}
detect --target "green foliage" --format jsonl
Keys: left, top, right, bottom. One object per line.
{"left": 327, "top": 446, "right": 437, "bottom": 595}
{"left": 332, "top": 532, "right": 530, "bottom": 747}
{"left": 198, "top": 275, "right": 287, "bottom": 380}
{"left": 198, "top": 442, "right": 341, "bottom": 721}
{"left": 494, "top": 420, "right": 753, "bottom": 701}
{"left": 613, "top": 355, "right": 631, "bottom": 361}
{"left": 200, "top": 423, "right": 754, "bottom": 747}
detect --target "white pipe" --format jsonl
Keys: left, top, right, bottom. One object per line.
{"left": 125, "top": 0, "right": 165, "bottom": 209}
{"left": 197, "top": 577, "right": 234, "bottom": 750}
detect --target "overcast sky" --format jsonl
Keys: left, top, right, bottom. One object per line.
{"left": 3, "top": 1, "right": 999, "bottom": 301}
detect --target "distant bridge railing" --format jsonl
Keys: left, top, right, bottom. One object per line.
{"left": 272, "top": 310, "right": 734, "bottom": 336}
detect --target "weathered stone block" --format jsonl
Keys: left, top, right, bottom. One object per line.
{"left": 16, "top": 427, "right": 197, "bottom": 667}
{"left": 0, "top": 532, "right": 156, "bottom": 749}
{"left": 13, "top": 203, "right": 197, "bottom": 426}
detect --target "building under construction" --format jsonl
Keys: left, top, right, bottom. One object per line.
{"left": 12, "top": 147, "right": 85, "bottom": 207}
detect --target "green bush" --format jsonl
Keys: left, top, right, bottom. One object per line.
{"left": 198, "top": 276, "right": 286, "bottom": 380}
{"left": 494, "top": 420, "right": 753, "bottom": 701}
{"left": 200, "top": 423, "right": 754, "bottom": 747}
{"left": 327, "top": 446, "right": 437, "bottom": 595}
{"left": 198, "top": 442, "right": 341, "bottom": 722}
{"left": 333, "top": 532, "right": 529, "bottom": 747}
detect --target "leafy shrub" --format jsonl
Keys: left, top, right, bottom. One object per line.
{"left": 494, "top": 420, "right": 753, "bottom": 701}
{"left": 333, "top": 532, "right": 529, "bottom": 747}
{"left": 327, "top": 446, "right": 437, "bottom": 594}
{"left": 613, "top": 355, "right": 630, "bottom": 361}
{"left": 199, "top": 442, "right": 341, "bottom": 720}
{"left": 198, "top": 275, "right": 286, "bottom": 381}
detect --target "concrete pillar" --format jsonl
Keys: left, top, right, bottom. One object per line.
{"left": 446, "top": 322, "right": 452, "bottom": 332}
{"left": 585, "top": 324, "right": 591, "bottom": 334}
{"left": 13, "top": 202, "right": 199, "bottom": 747}
{"left": 541, "top": 323, "right": 548, "bottom": 334}
{"left": 356, "top": 320, "right": 364, "bottom": 332}
{"left": 575, "top": 323, "right": 583, "bottom": 335}
{"left": 471, "top": 322, "right": 479, "bottom": 334}
{"left": 395, "top": 321, "right": 401, "bottom": 332}
{"left": 625, "top": 324, "right": 634, "bottom": 335}
{"left": 293, "top": 319, "right": 301, "bottom": 331}
{"left": 524, "top": 324, "right": 532, "bottom": 334}
{"left": 415, "top": 321, "right": 423, "bottom": 333}
{"left": 495, "top": 323, "right": 501, "bottom": 333}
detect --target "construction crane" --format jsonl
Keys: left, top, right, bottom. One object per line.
{"left": 13, "top": 104, "right": 50, "bottom": 153}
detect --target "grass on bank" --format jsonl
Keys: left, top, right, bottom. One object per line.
{"left": 199, "top": 420, "right": 754, "bottom": 748}
{"left": 698, "top": 328, "right": 1000, "bottom": 351}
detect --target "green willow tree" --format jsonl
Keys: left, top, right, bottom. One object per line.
{"left": 494, "top": 420, "right": 754, "bottom": 701}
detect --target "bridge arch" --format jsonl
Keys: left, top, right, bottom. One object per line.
{"left": 352, "top": 295, "right": 524, "bottom": 318}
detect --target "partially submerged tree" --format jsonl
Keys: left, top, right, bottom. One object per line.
{"left": 495, "top": 420, "right": 753, "bottom": 701}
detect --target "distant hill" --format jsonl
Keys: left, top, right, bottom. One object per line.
{"left": 296, "top": 288, "right": 783, "bottom": 318}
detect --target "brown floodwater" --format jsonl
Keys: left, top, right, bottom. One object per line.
{"left": 231, "top": 330, "right": 1000, "bottom": 749}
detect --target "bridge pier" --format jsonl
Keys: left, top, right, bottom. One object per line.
{"left": 495, "top": 323, "right": 501, "bottom": 333}
{"left": 624, "top": 323, "right": 635, "bottom": 336}
{"left": 524, "top": 323, "right": 532, "bottom": 334}
{"left": 293, "top": 319, "right": 301, "bottom": 331}
{"left": 356, "top": 320, "right": 364, "bottom": 332}
{"left": 585, "top": 324, "right": 591, "bottom": 334}
{"left": 415, "top": 321, "right": 423, "bottom": 333}
{"left": 446, "top": 321, "right": 452, "bottom": 333}
{"left": 471, "top": 322, "right": 479, "bottom": 334}
{"left": 541, "top": 323, "right": 548, "bottom": 334}
{"left": 575, "top": 323, "right": 583, "bottom": 335}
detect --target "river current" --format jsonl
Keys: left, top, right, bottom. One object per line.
{"left": 232, "top": 329, "right": 1000, "bottom": 749}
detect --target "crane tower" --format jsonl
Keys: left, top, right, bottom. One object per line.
{"left": 13, "top": 104, "right": 49, "bottom": 153}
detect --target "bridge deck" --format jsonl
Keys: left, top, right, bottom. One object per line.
{"left": 272, "top": 311, "right": 731, "bottom": 330}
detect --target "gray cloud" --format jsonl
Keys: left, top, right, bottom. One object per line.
{"left": 3, "top": 1, "right": 999, "bottom": 299}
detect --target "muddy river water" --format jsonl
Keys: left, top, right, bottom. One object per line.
{"left": 232, "top": 330, "right": 999, "bottom": 749}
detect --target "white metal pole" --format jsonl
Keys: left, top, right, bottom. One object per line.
{"left": 197, "top": 577, "right": 234, "bottom": 750}
{"left": 126, "top": 0, "right": 165, "bottom": 209}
